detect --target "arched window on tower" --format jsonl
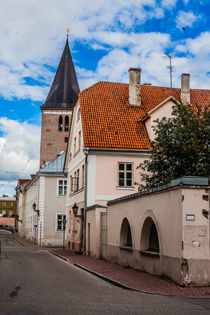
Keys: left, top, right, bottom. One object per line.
{"left": 58, "top": 116, "right": 63, "bottom": 131}
{"left": 65, "top": 116, "right": 69, "bottom": 132}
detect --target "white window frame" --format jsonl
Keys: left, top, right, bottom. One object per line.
{"left": 56, "top": 213, "right": 66, "bottom": 231}
{"left": 118, "top": 162, "right": 133, "bottom": 187}
{"left": 58, "top": 179, "right": 67, "bottom": 196}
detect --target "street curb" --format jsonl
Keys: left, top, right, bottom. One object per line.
{"left": 11, "top": 234, "right": 25, "bottom": 247}
{"left": 74, "top": 263, "right": 139, "bottom": 292}
{"left": 49, "top": 250, "right": 68, "bottom": 262}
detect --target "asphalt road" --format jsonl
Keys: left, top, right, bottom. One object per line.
{"left": 0, "top": 230, "right": 210, "bottom": 315}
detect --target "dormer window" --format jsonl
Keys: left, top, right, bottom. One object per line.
{"left": 65, "top": 116, "right": 69, "bottom": 131}
{"left": 58, "top": 116, "right": 63, "bottom": 131}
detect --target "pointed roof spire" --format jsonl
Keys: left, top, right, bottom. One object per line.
{"left": 41, "top": 36, "right": 80, "bottom": 110}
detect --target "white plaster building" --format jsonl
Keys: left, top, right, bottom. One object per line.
{"left": 22, "top": 153, "right": 67, "bottom": 246}
{"left": 64, "top": 69, "right": 210, "bottom": 255}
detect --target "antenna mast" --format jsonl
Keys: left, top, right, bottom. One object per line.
{"left": 167, "top": 54, "right": 173, "bottom": 88}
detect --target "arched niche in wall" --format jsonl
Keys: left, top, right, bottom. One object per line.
{"left": 120, "top": 217, "right": 133, "bottom": 247}
{"left": 140, "top": 216, "right": 160, "bottom": 253}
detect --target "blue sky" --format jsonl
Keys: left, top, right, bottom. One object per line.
{"left": 0, "top": 0, "right": 210, "bottom": 195}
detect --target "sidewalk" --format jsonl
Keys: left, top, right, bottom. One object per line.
{"left": 51, "top": 249, "right": 210, "bottom": 299}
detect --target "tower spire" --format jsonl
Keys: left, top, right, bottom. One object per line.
{"left": 41, "top": 36, "right": 80, "bottom": 110}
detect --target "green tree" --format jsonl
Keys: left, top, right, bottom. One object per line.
{"left": 137, "top": 103, "right": 210, "bottom": 190}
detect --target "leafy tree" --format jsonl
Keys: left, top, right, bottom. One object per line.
{"left": 137, "top": 103, "right": 210, "bottom": 190}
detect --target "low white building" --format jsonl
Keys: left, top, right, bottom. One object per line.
{"left": 21, "top": 152, "right": 67, "bottom": 246}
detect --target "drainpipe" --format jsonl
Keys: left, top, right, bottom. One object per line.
{"left": 83, "top": 148, "right": 89, "bottom": 252}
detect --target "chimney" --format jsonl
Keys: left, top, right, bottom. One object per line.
{"left": 129, "top": 68, "right": 141, "bottom": 106}
{"left": 181, "top": 73, "right": 190, "bottom": 105}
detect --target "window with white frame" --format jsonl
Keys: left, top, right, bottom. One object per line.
{"left": 58, "top": 180, "right": 67, "bottom": 196}
{"left": 57, "top": 214, "right": 66, "bottom": 231}
{"left": 118, "top": 163, "right": 133, "bottom": 187}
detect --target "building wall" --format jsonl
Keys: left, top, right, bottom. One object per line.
{"left": 93, "top": 152, "right": 149, "bottom": 205}
{"left": 87, "top": 186, "right": 209, "bottom": 286}
{"left": 24, "top": 178, "right": 39, "bottom": 242}
{"left": 16, "top": 190, "right": 25, "bottom": 236}
{"left": 40, "top": 175, "right": 67, "bottom": 247}
{"left": 65, "top": 100, "right": 85, "bottom": 251}
{"left": 181, "top": 188, "right": 210, "bottom": 285}
{"left": 145, "top": 99, "right": 174, "bottom": 141}
{"left": 86, "top": 206, "right": 107, "bottom": 258}
{"left": 40, "top": 109, "right": 72, "bottom": 166}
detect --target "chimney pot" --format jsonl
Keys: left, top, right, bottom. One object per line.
{"left": 129, "top": 68, "right": 141, "bottom": 106}
{"left": 181, "top": 73, "right": 190, "bottom": 104}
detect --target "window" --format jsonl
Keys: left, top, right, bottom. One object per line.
{"left": 78, "top": 131, "right": 81, "bottom": 150}
{"left": 9, "top": 209, "right": 13, "bottom": 216}
{"left": 65, "top": 116, "right": 69, "bottom": 131}
{"left": 57, "top": 214, "right": 66, "bottom": 231}
{"left": 58, "top": 180, "right": 67, "bottom": 196}
{"left": 65, "top": 137, "right": 68, "bottom": 143}
{"left": 71, "top": 170, "right": 79, "bottom": 192}
{"left": 77, "top": 108, "right": 81, "bottom": 122}
{"left": 76, "top": 169, "right": 80, "bottom": 190}
{"left": 2, "top": 202, "right": 6, "bottom": 206}
{"left": 118, "top": 163, "right": 133, "bottom": 187}
{"left": 58, "top": 116, "right": 63, "bottom": 131}
{"left": 74, "top": 137, "right": 76, "bottom": 154}
{"left": 81, "top": 165, "right": 84, "bottom": 188}
{"left": 9, "top": 202, "right": 13, "bottom": 206}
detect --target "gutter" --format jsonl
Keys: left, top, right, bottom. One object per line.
{"left": 86, "top": 148, "right": 150, "bottom": 154}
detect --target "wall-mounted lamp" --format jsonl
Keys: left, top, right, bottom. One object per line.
{"left": 32, "top": 202, "right": 40, "bottom": 216}
{"left": 72, "top": 202, "right": 83, "bottom": 218}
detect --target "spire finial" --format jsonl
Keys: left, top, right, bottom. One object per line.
{"left": 67, "top": 28, "right": 70, "bottom": 38}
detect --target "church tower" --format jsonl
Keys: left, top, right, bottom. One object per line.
{"left": 40, "top": 36, "right": 80, "bottom": 167}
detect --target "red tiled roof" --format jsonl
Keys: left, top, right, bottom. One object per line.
{"left": 79, "top": 82, "right": 210, "bottom": 150}
{"left": 17, "top": 179, "right": 31, "bottom": 186}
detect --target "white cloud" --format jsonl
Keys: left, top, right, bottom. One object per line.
{"left": 176, "top": 11, "right": 201, "bottom": 29}
{"left": 161, "top": 0, "right": 177, "bottom": 8}
{"left": 0, "top": 118, "right": 40, "bottom": 194}
{"left": 0, "top": 0, "right": 166, "bottom": 101}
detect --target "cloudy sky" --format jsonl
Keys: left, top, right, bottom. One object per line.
{"left": 0, "top": 0, "right": 210, "bottom": 196}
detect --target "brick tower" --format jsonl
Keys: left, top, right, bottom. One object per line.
{"left": 40, "top": 37, "right": 80, "bottom": 167}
